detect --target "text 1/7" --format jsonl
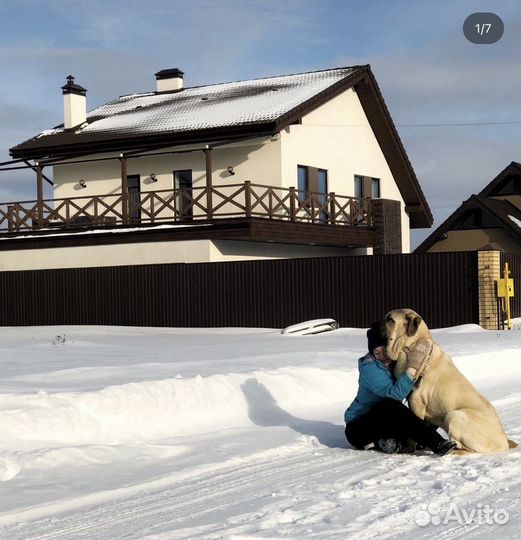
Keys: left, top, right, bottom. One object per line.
{"left": 475, "top": 23, "right": 492, "bottom": 35}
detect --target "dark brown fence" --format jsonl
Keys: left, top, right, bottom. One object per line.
{"left": 0, "top": 251, "right": 478, "bottom": 329}
{"left": 500, "top": 252, "right": 521, "bottom": 319}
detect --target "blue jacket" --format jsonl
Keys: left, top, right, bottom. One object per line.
{"left": 344, "top": 353, "right": 414, "bottom": 423}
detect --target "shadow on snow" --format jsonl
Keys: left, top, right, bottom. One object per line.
{"left": 241, "top": 378, "right": 347, "bottom": 450}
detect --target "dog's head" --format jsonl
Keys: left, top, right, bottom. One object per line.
{"left": 384, "top": 308, "right": 432, "bottom": 361}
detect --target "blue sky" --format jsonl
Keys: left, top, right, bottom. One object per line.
{"left": 0, "top": 0, "right": 519, "bottom": 248}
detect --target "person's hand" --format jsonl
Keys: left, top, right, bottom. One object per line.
{"left": 406, "top": 339, "right": 431, "bottom": 370}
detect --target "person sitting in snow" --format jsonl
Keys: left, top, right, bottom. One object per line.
{"left": 344, "top": 321, "right": 457, "bottom": 455}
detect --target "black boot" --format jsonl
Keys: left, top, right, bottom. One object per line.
{"left": 435, "top": 439, "right": 457, "bottom": 456}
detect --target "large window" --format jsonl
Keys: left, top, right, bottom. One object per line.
{"left": 297, "top": 165, "right": 329, "bottom": 193}
{"left": 297, "top": 165, "right": 328, "bottom": 221}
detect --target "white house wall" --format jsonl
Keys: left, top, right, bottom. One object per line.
{"left": 0, "top": 240, "right": 359, "bottom": 271}
{"left": 52, "top": 138, "right": 281, "bottom": 221}
{"left": 280, "top": 87, "right": 410, "bottom": 252}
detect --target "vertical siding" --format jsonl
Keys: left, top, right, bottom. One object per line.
{"left": 1, "top": 252, "right": 479, "bottom": 329}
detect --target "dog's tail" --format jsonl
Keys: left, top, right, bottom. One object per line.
{"left": 508, "top": 439, "right": 518, "bottom": 449}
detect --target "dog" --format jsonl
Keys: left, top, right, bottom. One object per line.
{"left": 384, "top": 308, "right": 517, "bottom": 454}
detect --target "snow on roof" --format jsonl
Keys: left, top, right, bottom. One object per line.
{"left": 509, "top": 215, "right": 521, "bottom": 229}
{"left": 52, "top": 67, "right": 360, "bottom": 136}
{"left": 0, "top": 223, "right": 206, "bottom": 241}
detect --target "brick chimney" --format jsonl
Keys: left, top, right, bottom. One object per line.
{"left": 61, "top": 75, "right": 87, "bottom": 129}
{"left": 155, "top": 68, "right": 184, "bottom": 93}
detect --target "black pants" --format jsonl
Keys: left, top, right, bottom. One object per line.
{"left": 345, "top": 398, "right": 444, "bottom": 451}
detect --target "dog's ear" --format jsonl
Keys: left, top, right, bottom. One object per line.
{"left": 406, "top": 314, "right": 422, "bottom": 336}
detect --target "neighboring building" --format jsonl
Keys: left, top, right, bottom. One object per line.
{"left": 415, "top": 162, "right": 521, "bottom": 254}
{"left": 0, "top": 65, "right": 432, "bottom": 271}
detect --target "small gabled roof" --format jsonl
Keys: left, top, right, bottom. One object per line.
{"left": 414, "top": 194, "right": 521, "bottom": 253}
{"left": 479, "top": 161, "right": 521, "bottom": 197}
{"left": 9, "top": 65, "right": 432, "bottom": 227}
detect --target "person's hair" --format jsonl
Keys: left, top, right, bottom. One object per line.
{"left": 367, "top": 321, "right": 387, "bottom": 352}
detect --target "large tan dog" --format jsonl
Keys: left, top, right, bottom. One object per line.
{"left": 385, "top": 308, "right": 517, "bottom": 454}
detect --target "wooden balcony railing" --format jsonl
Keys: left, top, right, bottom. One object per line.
{"left": 0, "top": 182, "right": 372, "bottom": 233}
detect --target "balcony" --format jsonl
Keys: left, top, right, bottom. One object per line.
{"left": 0, "top": 182, "right": 376, "bottom": 248}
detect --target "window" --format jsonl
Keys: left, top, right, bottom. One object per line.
{"left": 297, "top": 165, "right": 328, "bottom": 221}
{"left": 297, "top": 165, "right": 309, "bottom": 202}
{"left": 127, "top": 175, "right": 141, "bottom": 221}
{"left": 318, "top": 169, "right": 328, "bottom": 194}
{"left": 354, "top": 175, "right": 381, "bottom": 198}
{"left": 354, "top": 175, "right": 363, "bottom": 198}
{"left": 371, "top": 178, "right": 380, "bottom": 198}
{"left": 317, "top": 169, "right": 328, "bottom": 222}
{"left": 173, "top": 169, "right": 193, "bottom": 219}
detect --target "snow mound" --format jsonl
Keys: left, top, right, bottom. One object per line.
{"left": 431, "top": 324, "right": 485, "bottom": 334}
{"left": 0, "top": 367, "right": 358, "bottom": 453}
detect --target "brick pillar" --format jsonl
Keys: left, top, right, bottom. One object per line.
{"left": 478, "top": 250, "right": 500, "bottom": 329}
{"left": 371, "top": 199, "right": 402, "bottom": 254}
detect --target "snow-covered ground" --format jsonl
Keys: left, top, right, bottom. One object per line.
{"left": 0, "top": 321, "right": 520, "bottom": 539}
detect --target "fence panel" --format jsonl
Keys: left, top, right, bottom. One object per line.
{"left": 0, "top": 252, "right": 479, "bottom": 329}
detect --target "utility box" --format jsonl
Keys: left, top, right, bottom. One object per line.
{"left": 497, "top": 278, "right": 514, "bottom": 298}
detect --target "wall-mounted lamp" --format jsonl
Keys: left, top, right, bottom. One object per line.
{"left": 227, "top": 166, "right": 235, "bottom": 176}
{"left": 150, "top": 173, "right": 158, "bottom": 182}
{"left": 78, "top": 180, "right": 87, "bottom": 189}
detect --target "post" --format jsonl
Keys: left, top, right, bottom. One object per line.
{"left": 36, "top": 164, "right": 44, "bottom": 228}
{"left": 204, "top": 147, "right": 213, "bottom": 219}
{"left": 7, "top": 205, "right": 14, "bottom": 231}
{"left": 478, "top": 251, "right": 501, "bottom": 330}
{"left": 497, "top": 261, "right": 514, "bottom": 330}
{"left": 504, "top": 262, "right": 512, "bottom": 330}
{"left": 329, "top": 192, "right": 336, "bottom": 225}
{"left": 371, "top": 199, "right": 402, "bottom": 254}
{"left": 289, "top": 187, "right": 296, "bottom": 221}
{"left": 120, "top": 155, "right": 128, "bottom": 222}
{"left": 244, "top": 181, "right": 252, "bottom": 218}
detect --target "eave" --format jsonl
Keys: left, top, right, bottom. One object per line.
{"left": 0, "top": 218, "right": 376, "bottom": 251}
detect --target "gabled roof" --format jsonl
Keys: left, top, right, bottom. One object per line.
{"left": 414, "top": 194, "right": 521, "bottom": 253}
{"left": 479, "top": 161, "right": 521, "bottom": 197}
{"left": 11, "top": 66, "right": 364, "bottom": 156}
{"left": 9, "top": 65, "right": 432, "bottom": 227}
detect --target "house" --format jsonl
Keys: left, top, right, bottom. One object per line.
{"left": 0, "top": 65, "right": 432, "bottom": 271}
{"left": 415, "top": 162, "right": 521, "bottom": 254}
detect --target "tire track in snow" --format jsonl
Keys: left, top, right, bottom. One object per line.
{"left": 0, "top": 441, "right": 359, "bottom": 540}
